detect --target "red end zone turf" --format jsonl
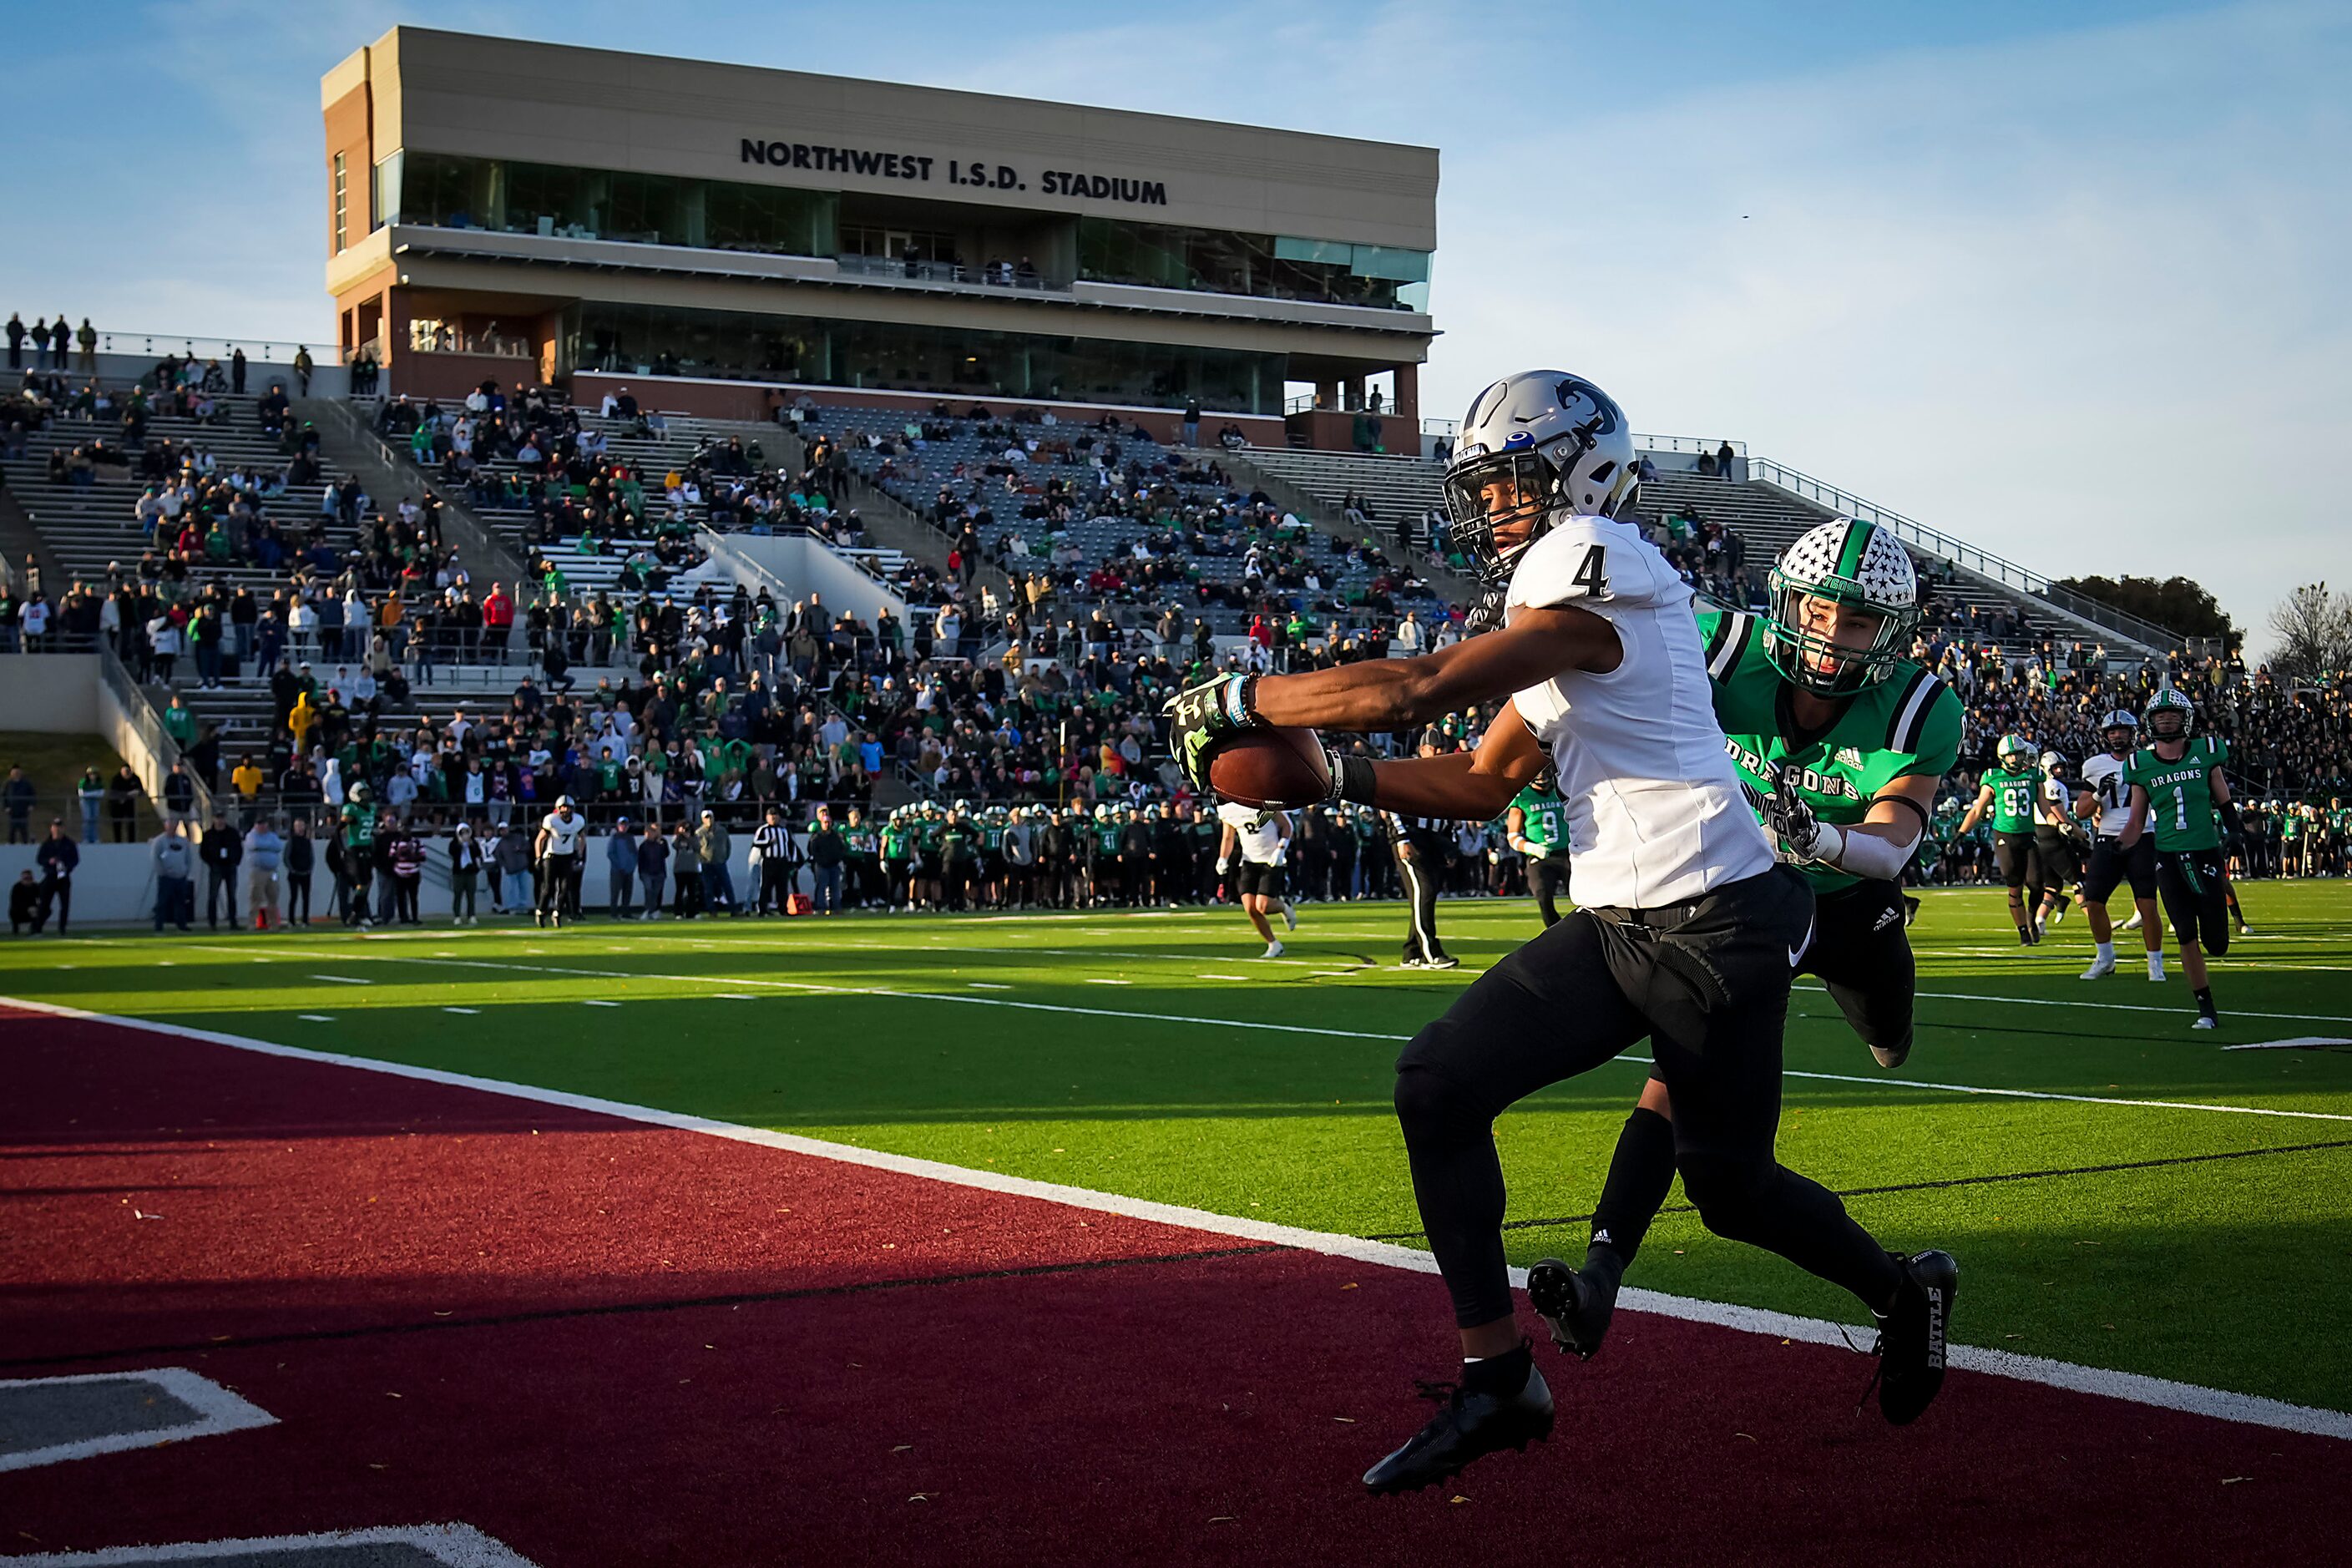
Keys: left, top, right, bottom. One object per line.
{"left": 3, "top": 1011, "right": 2347, "bottom": 1566}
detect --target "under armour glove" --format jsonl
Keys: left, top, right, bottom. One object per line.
{"left": 1163, "top": 673, "right": 1261, "bottom": 792}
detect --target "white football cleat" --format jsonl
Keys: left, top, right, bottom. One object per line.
{"left": 2117, "top": 911, "right": 2142, "bottom": 932}
{"left": 1262, "top": 939, "right": 1286, "bottom": 959}
{"left": 2079, "top": 956, "right": 2115, "bottom": 981}
{"left": 1282, "top": 903, "right": 1297, "bottom": 932}
{"left": 2192, "top": 1014, "right": 2217, "bottom": 1029}
{"left": 2147, "top": 957, "right": 2167, "bottom": 981}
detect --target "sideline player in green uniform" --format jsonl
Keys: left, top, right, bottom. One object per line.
{"left": 1504, "top": 771, "right": 1571, "bottom": 926}
{"left": 1956, "top": 733, "right": 2049, "bottom": 943}
{"left": 1529, "top": 518, "right": 1961, "bottom": 1358}
{"left": 2121, "top": 688, "right": 2239, "bottom": 1029}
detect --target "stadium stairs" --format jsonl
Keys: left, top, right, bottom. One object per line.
{"left": 694, "top": 414, "right": 1002, "bottom": 608}
{"left": 302, "top": 397, "right": 534, "bottom": 589}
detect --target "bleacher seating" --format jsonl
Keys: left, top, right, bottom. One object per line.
{"left": 802, "top": 402, "right": 1449, "bottom": 635}
{"left": 3, "top": 388, "right": 369, "bottom": 597}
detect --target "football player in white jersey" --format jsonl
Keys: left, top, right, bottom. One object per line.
{"left": 1168, "top": 370, "right": 1956, "bottom": 1495}
{"left": 1215, "top": 800, "right": 1296, "bottom": 958}
{"left": 2075, "top": 710, "right": 2164, "bottom": 980}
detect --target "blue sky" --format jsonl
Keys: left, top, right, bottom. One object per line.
{"left": 3, "top": 1, "right": 2343, "bottom": 648}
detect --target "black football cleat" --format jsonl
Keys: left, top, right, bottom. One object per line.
{"left": 1869, "top": 1249, "right": 1959, "bottom": 1426}
{"left": 1869, "top": 1034, "right": 1912, "bottom": 1070}
{"left": 1526, "top": 1258, "right": 1615, "bottom": 1361}
{"left": 1362, "top": 1364, "right": 1553, "bottom": 1495}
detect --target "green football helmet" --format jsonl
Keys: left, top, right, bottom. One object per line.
{"left": 1764, "top": 518, "right": 1921, "bottom": 696}
{"left": 2144, "top": 688, "right": 2195, "bottom": 742}
{"left": 1995, "top": 733, "right": 2032, "bottom": 767}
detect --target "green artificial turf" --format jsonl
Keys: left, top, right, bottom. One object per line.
{"left": 4, "top": 883, "right": 2349, "bottom": 1411}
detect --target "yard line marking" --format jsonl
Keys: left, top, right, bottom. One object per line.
{"left": 2224, "top": 1037, "right": 2352, "bottom": 1052}
{"left": 0, "top": 1368, "right": 276, "bottom": 1473}
{"left": 311, "top": 974, "right": 372, "bottom": 985}
{"left": 170, "top": 945, "right": 2352, "bottom": 1121}
{"left": 1085, "top": 978, "right": 1133, "bottom": 986}
{"left": 583, "top": 999, "right": 621, "bottom": 1007}
{"left": 296, "top": 1014, "right": 336, "bottom": 1022}
{"left": 712, "top": 994, "right": 758, "bottom": 1000}
{"left": 1197, "top": 973, "right": 1248, "bottom": 980}
{"left": 0, "top": 1523, "right": 539, "bottom": 1565}
{"left": 967, "top": 982, "right": 1013, "bottom": 990}
{"left": 1894, "top": 984, "right": 2352, "bottom": 1025}
{"left": 7, "top": 995, "right": 2347, "bottom": 1444}
{"left": 443, "top": 1006, "right": 481, "bottom": 1015}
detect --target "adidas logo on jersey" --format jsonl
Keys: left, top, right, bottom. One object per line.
{"left": 1874, "top": 906, "right": 1901, "bottom": 932}
{"left": 1836, "top": 746, "right": 1864, "bottom": 769}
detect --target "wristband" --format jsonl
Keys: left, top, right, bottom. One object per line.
{"left": 1325, "top": 750, "right": 1378, "bottom": 807}
{"left": 1227, "top": 675, "right": 1260, "bottom": 728}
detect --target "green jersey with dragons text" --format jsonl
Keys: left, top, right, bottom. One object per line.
{"left": 1980, "top": 769, "right": 2041, "bottom": 835}
{"left": 2125, "top": 736, "right": 2228, "bottom": 851}
{"left": 1508, "top": 783, "right": 1568, "bottom": 854}
{"left": 1697, "top": 607, "right": 1963, "bottom": 892}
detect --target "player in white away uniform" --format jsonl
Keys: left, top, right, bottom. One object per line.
{"left": 2076, "top": 710, "right": 2164, "bottom": 980}
{"left": 1167, "top": 370, "right": 1957, "bottom": 1496}
{"left": 1216, "top": 800, "right": 1297, "bottom": 957}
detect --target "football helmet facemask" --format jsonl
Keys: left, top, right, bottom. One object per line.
{"left": 1442, "top": 371, "right": 1636, "bottom": 584}
{"left": 1764, "top": 518, "right": 1920, "bottom": 697}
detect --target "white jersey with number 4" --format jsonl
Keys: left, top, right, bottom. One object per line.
{"left": 1216, "top": 802, "right": 1285, "bottom": 865}
{"left": 1505, "top": 514, "right": 1773, "bottom": 909}
{"left": 2081, "top": 751, "right": 2135, "bottom": 837}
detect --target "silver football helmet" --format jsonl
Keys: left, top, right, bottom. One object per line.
{"left": 1442, "top": 371, "right": 1637, "bottom": 584}
{"left": 2099, "top": 709, "right": 2137, "bottom": 752}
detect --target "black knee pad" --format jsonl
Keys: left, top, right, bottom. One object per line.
{"left": 1675, "top": 1152, "right": 1779, "bottom": 1242}
{"left": 1392, "top": 1059, "right": 1490, "bottom": 1145}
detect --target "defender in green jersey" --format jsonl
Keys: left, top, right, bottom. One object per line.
{"left": 1504, "top": 771, "right": 1571, "bottom": 926}
{"left": 2121, "top": 688, "right": 2241, "bottom": 1028}
{"left": 1531, "top": 518, "right": 1959, "bottom": 1363}
{"left": 1956, "top": 733, "right": 2053, "bottom": 943}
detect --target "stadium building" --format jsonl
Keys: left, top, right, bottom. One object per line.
{"left": 321, "top": 28, "right": 1438, "bottom": 448}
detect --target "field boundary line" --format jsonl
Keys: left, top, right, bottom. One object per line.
{"left": 6, "top": 994, "right": 2349, "bottom": 1443}
{"left": 172, "top": 943, "right": 2352, "bottom": 1124}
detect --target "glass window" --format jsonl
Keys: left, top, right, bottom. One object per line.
{"left": 568, "top": 301, "right": 1283, "bottom": 415}
{"left": 332, "top": 154, "right": 347, "bottom": 252}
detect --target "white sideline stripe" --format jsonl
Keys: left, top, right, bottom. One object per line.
{"left": 296, "top": 1014, "right": 335, "bottom": 1023}
{"left": 1894, "top": 983, "right": 2352, "bottom": 1025}
{"left": 5, "top": 995, "right": 2349, "bottom": 1444}
{"left": 966, "top": 982, "right": 1012, "bottom": 990}
{"left": 175, "top": 944, "right": 2352, "bottom": 1123}
{"left": 2223, "top": 1037, "right": 2352, "bottom": 1052}
{"left": 310, "top": 974, "right": 372, "bottom": 986}
{"left": 0, "top": 1368, "right": 276, "bottom": 1472}
{"left": 443, "top": 1006, "right": 480, "bottom": 1015}
{"left": 0, "top": 1523, "right": 538, "bottom": 1565}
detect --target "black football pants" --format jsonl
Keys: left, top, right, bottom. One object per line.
{"left": 1396, "top": 834, "right": 1448, "bottom": 963}
{"left": 1393, "top": 866, "right": 1899, "bottom": 1328}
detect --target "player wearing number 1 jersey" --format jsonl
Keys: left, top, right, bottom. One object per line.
{"left": 1166, "top": 371, "right": 1955, "bottom": 1496}
{"left": 2122, "top": 689, "right": 2239, "bottom": 1029}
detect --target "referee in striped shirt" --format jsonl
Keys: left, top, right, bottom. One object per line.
{"left": 1388, "top": 729, "right": 1458, "bottom": 969}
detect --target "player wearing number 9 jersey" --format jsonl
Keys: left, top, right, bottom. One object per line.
{"left": 2121, "top": 688, "right": 2240, "bottom": 1029}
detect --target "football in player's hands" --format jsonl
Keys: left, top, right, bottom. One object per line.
{"left": 1207, "top": 727, "right": 1331, "bottom": 810}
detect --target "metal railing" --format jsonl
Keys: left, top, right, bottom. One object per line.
{"left": 63, "top": 330, "right": 341, "bottom": 366}
{"left": 832, "top": 253, "right": 1063, "bottom": 293}
{"left": 1743, "top": 456, "right": 2186, "bottom": 654}
{"left": 97, "top": 638, "right": 215, "bottom": 823}
{"left": 1635, "top": 433, "right": 1748, "bottom": 457}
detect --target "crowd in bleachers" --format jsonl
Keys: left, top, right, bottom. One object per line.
{"left": 794, "top": 399, "right": 1448, "bottom": 633}
{"left": 11, "top": 365, "right": 2351, "bottom": 934}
